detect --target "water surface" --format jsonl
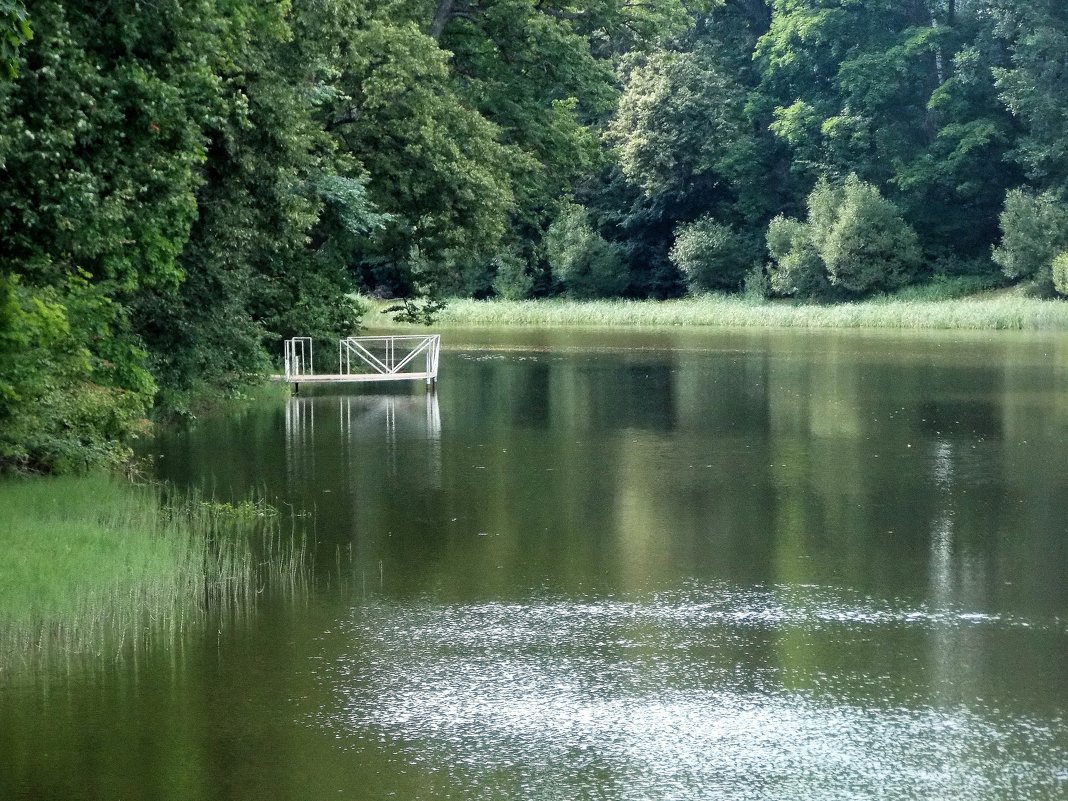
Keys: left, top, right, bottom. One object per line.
{"left": 2, "top": 327, "right": 1067, "bottom": 799}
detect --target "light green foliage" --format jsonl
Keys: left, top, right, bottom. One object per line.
{"left": 766, "top": 176, "right": 920, "bottom": 298}
{"left": 0, "top": 276, "right": 151, "bottom": 473}
{"left": 1052, "top": 253, "right": 1068, "bottom": 296}
{"left": 818, "top": 176, "right": 921, "bottom": 294}
{"left": 992, "top": 190, "right": 1068, "bottom": 286}
{"left": 544, "top": 204, "right": 628, "bottom": 298}
{"left": 669, "top": 217, "right": 755, "bottom": 292}
{"left": 608, "top": 47, "right": 746, "bottom": 198}
{"left": 766, "top": 215, "right": 828, "bottom": 299}
{"left": 1, "top": 0, "right": 31, "bottom": 78}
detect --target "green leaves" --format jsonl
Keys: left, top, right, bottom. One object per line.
{"left": 1, "top": 0, "right": 31, "bottom": 79}
{"left": 608, "top": 47, "right": 745, "bottom": 198}
{"left": 670, "top": 217, "right": 756, "bottom": 292}
{"left": 992, "top": 1, "right": 1068, "bottom": 196}
{"left": 767, "top": 175, "right": 921, "bottom": 298}
{"left": 992, "top": 189, "right": 1068, "bottom": 287}
{"left": 545, "top": 203, "right": 628, "bottom": 297}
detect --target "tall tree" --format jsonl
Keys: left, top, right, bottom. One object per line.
{"left": 991, "top": 0, "right": 1068, "bottom": 197}
{"left": 755, "top": 0, "right": 1019, "bottom": 264}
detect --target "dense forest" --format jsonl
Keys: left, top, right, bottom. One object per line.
{"left": 2, "top": 0, "right": 1067, "bottom": 472}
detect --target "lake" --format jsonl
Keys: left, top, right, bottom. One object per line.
{"left": 2, "top": 327, "right": 1068, "bottom": 800}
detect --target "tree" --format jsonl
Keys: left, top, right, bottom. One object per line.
{"left": 670, "top": 217, "right": 757, "bottom": 291}
{"left": 593, "top": 2, "right": 778, "bottom": 298}
{"left": 818, "top": 176, "right": 922, "bottom": 293}
{"left": 755, "top": 0, "right": 1019, "bottom": 262}
{"left": 1, "top": 0, "right": 31, "bottom": 78}
{"left": 544, "top": 204, "right": 628, "bottom": 298}
{"left": 766, "top": 214, "right": 829, "bottom": 298}
{"left": 992, "top": 189, "right": 1068, "bottom": 289}
{"left": 1052, "top": 252, "right": 1068, "bottom": 296}
{"left": 767, "top": 176, "right": 921, "bottom": 297}
{"left": 992, "top": 0, "right": 1068, "bottom": 197}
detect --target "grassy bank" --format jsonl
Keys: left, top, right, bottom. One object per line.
{"left": 368, "top": 293, "right": 1068, "bottom": 331}
{"left": 0, "top": 475, "right": 306, "bottom": 673}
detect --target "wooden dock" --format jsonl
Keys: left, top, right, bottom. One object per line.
{"left": 279, "top": 335, "right": 440, "bottom": 388}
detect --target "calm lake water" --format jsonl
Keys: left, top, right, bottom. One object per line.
{"left": 3, "top": 327, "right": 1068, "bottom": 800}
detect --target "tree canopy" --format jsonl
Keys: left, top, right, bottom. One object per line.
{"left": 3, "top": 0, "right": 1068, "bottom": 470}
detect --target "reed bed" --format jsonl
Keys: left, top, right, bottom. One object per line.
{"left": 0, "top": 475, "right": 307, "bottom": 675}
{"left": 373, "top": 294, "right": 1068, "bottom": 331}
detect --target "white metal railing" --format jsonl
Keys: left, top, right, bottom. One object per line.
{"left": 284, "top": 337, "right": 313, "bottom": 379}
{"left": 338, "top": 335, "right": 440, "bottom": 383}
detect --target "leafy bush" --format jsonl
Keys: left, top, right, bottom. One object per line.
{"left": 669, "top": 217, "right": 755, "bottom": 291}
{"left": 992, "top": 190, "right": 1068, "bottom": 288}
{"left": 1053, "top": 253, "right": 1068, "bottom": 296}
{"left": 544, "top": 205, "right": 628, "bottom": 298}
{"left": 766, "top": 215, "right": 831, "bottom": 298}
{"left": 818, "top": 176, "right": 922, "bottom": 294}
{"left": 0, "top": 276, "right": 151, "bottom": 473}
{"left": 492, "top": 247, "right": 535, "bottom": 300}
{"left": 765, "top": 176, "right": 920, "bottom": 298}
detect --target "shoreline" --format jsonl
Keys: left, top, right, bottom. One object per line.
{"left": 366, "top": 295, "right": 1068, "bottom": 332}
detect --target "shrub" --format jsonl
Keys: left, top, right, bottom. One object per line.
{"left": 492, "top": 247, "right": 535, "bottom": 300}
{"left": 544, "top": 204, "right": 628, "bottom": 298}
{"left": 818, "top": 176, "right": 921, "bottom": 294}
{"left": 669, "top": 217, "right": 755, "bottom": 292}
{"left": 992, "top": 190, "right": 1068, "bottom": 287}
{"left": 765, "top": 176, "right": 920, "bottom": 299}
{"left": 766, "top": 215, "right": 830, "bottom": 299}
{"left": 1053, "top": 252, "right": 1068, "bottom": 296}
{"left": 0, "top": 276, "right": 151, "bottom": 473}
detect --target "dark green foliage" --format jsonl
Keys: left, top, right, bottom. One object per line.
{"left": 993, "top": 0, "right": 1068, "bottom": 196}
{"left": 384, "top": 297, "right": 449, "bottom": 326}
{"left": 755, "top": 0, "right": 1021, "bottom": 261}
{"left": 6, "top": 0, "right": 1068, "bottom": 470}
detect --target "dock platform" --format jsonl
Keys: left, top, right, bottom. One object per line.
{"left": 279, "top": 335, "right": 440, "bottom": 388}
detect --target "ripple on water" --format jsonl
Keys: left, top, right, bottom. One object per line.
{"left": 314, "top": 584, "right": 1068, "bottom": 800}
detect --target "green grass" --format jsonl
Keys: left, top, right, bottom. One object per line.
{"left": 0, "top": 474, "right": 306, "bottom": 674}
{"left": 365, "top": 290, "right": 1068, "bottom": 331}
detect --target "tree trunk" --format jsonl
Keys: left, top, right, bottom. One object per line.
{"left": 430, "top": 0, "right": 456, "bottom": 40}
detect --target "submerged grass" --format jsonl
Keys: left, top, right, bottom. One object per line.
{"left": 0, "top": 474, "right": 307, "bottom": 675}
{"left": 368, "top": 292, "right": 1068, "bottom": 331}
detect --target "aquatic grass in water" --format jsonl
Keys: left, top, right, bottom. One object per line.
{"left": 372, "top": 294, "right": 1068, "bottom": 331}
{"left": 0, "top": 474, "right": 307, "bottom": 674}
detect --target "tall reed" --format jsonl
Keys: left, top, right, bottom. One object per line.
{"left": 0, "top": 475, "right": 307, "bottom": 675}
{"left": 370, "top": 294, "right": 1068, "bottom": 331}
